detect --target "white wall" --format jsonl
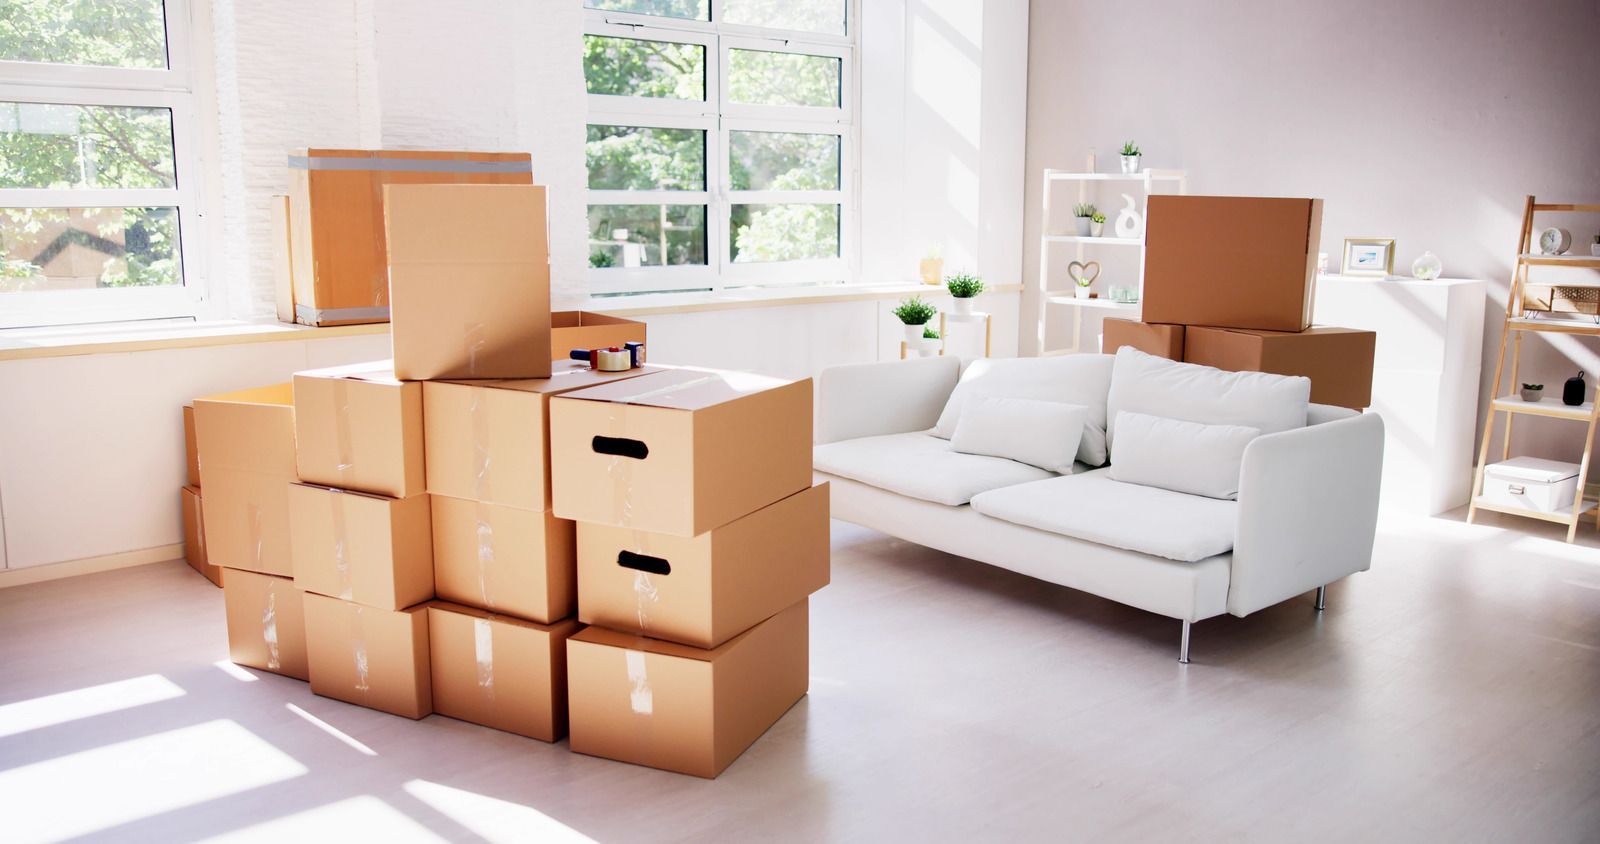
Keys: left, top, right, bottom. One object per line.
{"left": 1023, "top": 0, "right": 1600, "bottom": 469}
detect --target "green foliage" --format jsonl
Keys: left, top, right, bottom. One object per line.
{"left": 1073, "top": 203, "right": 1097, "bottom": 218}
{"left": 586, "top": 124, "right": 704, "bottom": 190}
{"left": 893, "top": 296, "right": 937, "bottom": 325}
{"left": 1121, "top": 140, "right": 1141, "bottom": 157}
{"left": 731, "top": 204, "right": 838, "bottom": 263}
{"left": 922, "top": 326, "right": 940, "bottom": 339}
{"left": 727, "top": 49, "right": 840, "bottom": 108}
{"left": 589, "top": 250, "right": 616, "bottom": 268}
{"left": 0, "top": 0, "right": 167, "bottom": 68}
{"left": 583, "top": 35, "right": 704, "bottom": 100}
{"left": 945, "top": 272, "right": 984, "bottom": 298}
{"left": 729, "top": 130, "right": 838, "bottom": 191}
{"left": 1091, "top": 212, "right": 1107, "bottom": 224}
{"left": 1523, "top": 383, "right": 1544, "bottom": 390}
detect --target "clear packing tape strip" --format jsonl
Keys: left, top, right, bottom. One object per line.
{"left": 464, "top": 323, "right": 489, "bottom": 379}
{"left": 469, "top": 387, "right": 498, "bottom": 609}
{"left": 474, "top": 617, "right": 496, "bottom": 702}
{"left": 352, "top": 604, "right": 371, "bottom": 694}
{"left": 625, "top": 649, "right": 653, "bottom": 716}
{"left": 262, "top": 590, "right": 281, "bottom": 672}
{"left": 330, "top": 489, "right": 353, "bottom": 601}
{"left": 333, "top": 377, "right": 356, "bottom": 480}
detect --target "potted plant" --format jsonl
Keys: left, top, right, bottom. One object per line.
{"left": 1074, "top": 276, "right": 1093, "bottom": 299}
{"left": 1090, "top": 211, "right": 1107, "bottom": 237}
{"left": 1522, "top": 383, "right": 1544, "bottom": 402}
{"left": 1072, "top": 203, "right": 1096, "bottom": 237}
{"left": 919, "top": 244, "right": 944, "bottom": 285}
{"left": 923, "top": 326, "right": 940, "bottom": 340}
{"left": 945, "top": 271, "right": 984, "bottom": 316}
{"left": 1120, "top": 140, "right": 1141, "bottom": 174}
{"left": 893, "top": 295, "right": 938, "bottom": 343}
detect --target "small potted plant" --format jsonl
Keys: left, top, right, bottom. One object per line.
{"left": 1090, "top": 211, "right": 1107, "bottom": 237}
{"left": 1591, "top": 234, "right": 1600, "bottom": 257}
{"left": 945, "top": 271, "right": 984, "bottom": 316}
{"left": 1072, "top": 203, "right": 1096, "bottom": 237}
{"left": 1074, "top": 275, "right": 1093, "bottom": 299}
{"left": 1120, "top": 140, "right": 1141, "bottom": 174}
{"left": 923, "top": 326, "right": 940, "bottom": 340}
{"left": 893, "top": 295, "right": 938, "bottom": 344}
{"left": 1521, "top": 382, "right": 1544, "bottom": 402}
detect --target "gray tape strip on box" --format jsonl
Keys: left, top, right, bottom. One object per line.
{"left": 287, "top": 155, "right": 532, "bottom": 174}
{"left": 295, "top": 305, "right": 390, "bottom": 324}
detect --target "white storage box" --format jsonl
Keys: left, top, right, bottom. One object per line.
{"left": 1482, "top": 457, "right": 1580, "bottom": 514}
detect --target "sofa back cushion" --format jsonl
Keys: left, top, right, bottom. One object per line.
{"left": 932, "top": 353, "right": 1114, "bottom": 466}
{"left": 1105, "top": 347, "right": 1309, "bottom": 455}
{"left": 1108, "top": 411, "right": 1260, "bottom": 500}
{"left": 951, "top": 397, "right": 1087, "bottom": 474}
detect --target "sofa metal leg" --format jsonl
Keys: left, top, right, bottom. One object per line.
{"left": 1178, "top": 620, "right": 1192, "bottom": 664}
{"left": 1315, "top": 585, "right": 1327, "bottom": 612}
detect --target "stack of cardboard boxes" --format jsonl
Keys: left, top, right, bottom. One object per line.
{"left": 550, "top": 368, "right": 830, "bottom": 777}
{"left": 1103, "top": 196, "right": 1377, "bottom": 409}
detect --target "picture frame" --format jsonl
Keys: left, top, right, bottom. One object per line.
{"left": 1342, "top": 237, "right": 1395, "bottom": 277}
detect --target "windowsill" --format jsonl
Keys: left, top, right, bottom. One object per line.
{"left": 583, "top": 280, "right": 1023, "bottom": 316}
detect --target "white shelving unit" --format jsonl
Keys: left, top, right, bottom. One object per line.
{"left": 1035, "top": 160, "right": 1187, "bottom": 355}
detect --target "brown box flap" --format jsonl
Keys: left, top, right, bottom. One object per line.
{"left": 556, "top": 367, "right": 803, "bottom": 412}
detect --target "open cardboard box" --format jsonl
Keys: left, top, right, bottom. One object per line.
{"left": 551, "top": 311, "right": 647, "bottom": 363}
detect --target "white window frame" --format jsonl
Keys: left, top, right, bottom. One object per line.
{"left": 0, "top": 0, "right": 208, "bottom": 329}
{"left": 583, "top": 1, "right": 858, "bottom": 297}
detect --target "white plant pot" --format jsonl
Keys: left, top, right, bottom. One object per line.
{"left": 1521, "top": 388, "right": 1544, "bottom": 402}
{"left": 904, "top": 323, "right": 926, "bottom": 343}
{"left": 1074, "top": 286, "right": 1091, "bottom": 299}
{"left": 1089, "top": 221, "right": 1104, "bottom": 237}
{"left": 952, "top": 297, "right": 974, "bottom": 316}
{"left": 1120, "top": 155, "right": 1141, "bottom": 174}
{"left": 1592, "top": 243, "right": 1600, "bottom": 257}
{"left": 1074, "top": 217, "right": 1092, "bottom": 237}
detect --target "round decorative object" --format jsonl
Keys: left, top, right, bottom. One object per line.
{"left": 1539, "top": 227, "right": 1572, "bottom": 255}
{"left": 1564, "top": 372, "right": 1586, "bottom": 407}
{"left": 1520, "top": 386, "right": 1543, "bottom": 402}
{"left": 1114, "top": 194, "right": 1142, "bottom": 239}
{"left": 1411, "top": 251, "right": 1443, "bottom": 280}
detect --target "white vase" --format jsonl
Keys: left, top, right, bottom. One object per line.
{"left": 952, "top": 297, "right": 974, "bottom": 316}
{"left": 1074, "top": 217, "right": 1092, "bottom": 237}
{"left": 1090, "top": 221, "right": 1104, "bottom": 237}
{"left": 1074, "top": 286, "right": 1091, "bottom": 299}
{"left": 1411, "top": 250, "right": 1443, "bottom": 281}
{"left": 903, "top": 323, "right": 925, "bottom": 344}
{"left": 1120, "top": 155, "right": 1140, "bottom": 174}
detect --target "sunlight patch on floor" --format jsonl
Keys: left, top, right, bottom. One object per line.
{"left": 0, "top": 674, "right": 184, "bottom": 739}
{"left": 200, "top": 795, "right": 446, "bottom": 842}
{"left": 403, "top": 779, "right": 599, "bottom": 844}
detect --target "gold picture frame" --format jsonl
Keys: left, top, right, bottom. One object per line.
{"left": 1342, "top": 237, "right": 1395, "bottom": 277}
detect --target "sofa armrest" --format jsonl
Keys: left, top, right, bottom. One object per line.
{"left": 1228, "top": 412, "right": 1385, "bottom": 616}
{"left": 815, "top": 356, "right": 960, "bottom": 444}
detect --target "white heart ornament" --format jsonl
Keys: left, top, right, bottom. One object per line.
{"left": 1068, "top": 260, "right": 1101, "bottom": 286}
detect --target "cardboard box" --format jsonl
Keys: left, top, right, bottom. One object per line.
{"left": 293, "top": 362, "right": 424, "bottom": 498}
{"left": 181, "top": 485, "right": 223, "bottom": 587}
{"left": 288, "top": 483, "right": 434, "bottom": 610}
{"left": 432, "top": 496, "right": 575, "bottom": 624}
{"left": 194, "top": 385, "right": 297, "bottom": 577}
{"left": 550, "top": 368, "right": 813, "bottom": 537}
{"left": 288, "top": 149, "right": 533, "bottom": 326}
{"left": 423, "top": 360, "right": 660, "bottom": 511}
{"left": 223, "top": 568, "right": 308, "bottom": 680}
{"left": 427, "top": 601, "right": 581, "bottom": 742}
{"left": 1183, "top": 325, "right": 1377, "bottom": 409}
{"left": 386, "top": 183, "right": 552, "bottom": 381}
{"left": 182, "top": 404, "right": 202, "bottom": 487}
{"left": 578, "top": 482, "right": 829, "bottom": 648}
{"left": 1101, "top": 318, "right": 1184, "bottom": 360}
{"left": 567, "top": 599, "right": 809, "bottom": 778}
{"left": 551, "top": 311, "right": 647, "bottom": 363}
{"left": 1143, "top": 196, "right": 1323, "bottom": 332}
{"left": 303, "top": 592, "right": 432, "bottom": 719}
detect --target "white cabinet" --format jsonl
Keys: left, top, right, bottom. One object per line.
{"left": 1315, "top": 275, "right": 1487, "bottom": 515}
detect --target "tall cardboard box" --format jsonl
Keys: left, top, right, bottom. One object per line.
{"left": 194, "top": 385, "right": 296, "bottom": 577}
{"left": 288, "top": 149, "right": 533, "bottom": 326}
{"left": 182, "top": 404, "right": 201, "bottom": 487}
{"left": 578, "top": 483, "right": 829, "bottom": 648}
{"left": 551, "top": 311, "right": 647, "bottom": 362}
{"left": 567, "top": 599, "right": 809, "bottom": 778}
{"left": 422, "top": 361, "right": 660, "bottom": 511}
{"left": 550, "top": 368, "right": 813, "bottom": 536}
{"left": 1143, "top": 196, "right": 1323, "bottom": 332}
{"left": 303, "top": 593, "right": 432, "bottom": 719}
{"left": 180, "top": 485, "right": 223, "bottom": 587}
{"left": 293, "top": 362, "right": 424, "bottom": 498}
{"left": 1183, "top": 325, "right": 1376, "bottom": 409}
{"left": 1101, "top": 318, "right": 1184, "bottom": 360}
{"left": 223, "top": 569, "right": 309, "bottom": 680}
{"left": 385, "top": 183, "right": 552, "bottom": 381}
{"left": 287, "top": 483, "right": 434, "bottom": 610}
{"left": 431, "top": 496, "right": 575, "bottom": 624}
{"left": 428, "top": 602, "right": 581, "bottom": 741}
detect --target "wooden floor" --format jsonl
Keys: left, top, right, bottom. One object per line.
{"left": 2, "top": 508, "right": 1598, "bottom": 843}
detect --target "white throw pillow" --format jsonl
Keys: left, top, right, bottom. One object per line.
{"left": 950, "top": 397, "right": 1087, "bottom": 474}
{"left": 1108, "top": 411, "right": 1261, "bottom": 500}
{"left": 932, "top": 354, "right": 1114, "bottom": 466}
{"left": 1105, "top": 347, "right": 1308, "bottom": 455}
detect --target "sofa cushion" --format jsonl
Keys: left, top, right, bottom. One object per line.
{"left": 814, "top": 432, "right": 1054, "bottom": 506}
{"left": 951, "top": 398, "right": 1087, "bottom": 474}
{"left": 1105, "top": 347, "right": 1308, "bottom": 454}
{"left": 1108, "top": 411, "right": 1260, "bottom": 500}
{"left": 931, "top": 353, "right": 1114, "bottom": 466}
{"left": 969, "top": 469, "right": 1237, "bottom": 562}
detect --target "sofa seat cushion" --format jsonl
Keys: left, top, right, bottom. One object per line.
{"left": 813, "top": 432, "right": 1054, "bottom": 506}
{"left": 969, "top": 469, "right": 1237, "bottom": 562}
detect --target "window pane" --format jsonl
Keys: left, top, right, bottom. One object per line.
{"left": 586, "top": 125, "right": 705, "bottom": 191}
{"left": 584, "top": 35, "right": 705, "bottom": 100}
{"left": 727, "top": 50, "right": 841, "bottom": 108}
{"left": 0, "top": 102, "right": 176, "bottom": 190}
{"left": 720, "top": 0, "right": 845, "bottom": 35}
{"left": 729, "top": 131, "right": 839, "bottom": 191}
{"left": 730, "top": 204, "right": 839, "bottom": 263}
{"left": 0, "top": 0, "right": 168, "bottom": 69}
{"left": 588, "top": 205, "right": 706, "bottom": 267}
{"left": 583, "top": 0, "right": 708, "bottom": 21}
{"left": 1, "top": 207, "right": 182, "bottom": 292}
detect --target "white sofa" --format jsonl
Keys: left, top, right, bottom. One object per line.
{"left": 812, "top": 351, "right": 1385, "bottom": 662}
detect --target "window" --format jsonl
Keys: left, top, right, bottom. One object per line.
{"left": 583, "top": 0, "right": 855, "bottom": 295}
{"left": 0, "top": 0, "right": 204, "bottom": 329}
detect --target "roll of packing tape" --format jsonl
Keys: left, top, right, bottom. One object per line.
{"left": 596, "top": 348, "right": 632, "bottom": 372}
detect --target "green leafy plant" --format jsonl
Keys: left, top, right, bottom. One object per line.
{"left": 945, "top": 272, "right": 984, "bottom": 298}
{"left": 589, "top": 249, "right": 615, "bottom": 268}
{"left": 923, "top": 326, "right": 940, "bottom": 339}
{"left": 1121, "top": 140, "right": 1141, "bottom": 156}
{"left": 893, "top": 295, "right": 937, "bottom": 325}
{"left": 1523, "top": 383, "right": 1544, "bottom": 390}
{"left": 1072, "top": 202, "right": 1097, "bottom": 219}
{"left": 1091, "top": 212, "right": 1107, "bottom": 224}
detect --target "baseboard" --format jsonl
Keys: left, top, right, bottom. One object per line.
{"left": 0, "top": 543, "right": 183, "bottom": 588}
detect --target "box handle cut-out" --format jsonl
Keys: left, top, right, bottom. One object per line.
{"left": 617, "top": 550, "right": 671, "bottom": 575}
{"left": 592, "top": 436, "right": 649, "bottom": 460}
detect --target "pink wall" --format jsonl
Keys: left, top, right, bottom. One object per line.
{"left": 1023, "top": 0, "right": 1600, "bottom": 471}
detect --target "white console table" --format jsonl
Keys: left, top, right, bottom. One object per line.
{"left": 1315, "top": 275, "right": 1487, "bottom": 515}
